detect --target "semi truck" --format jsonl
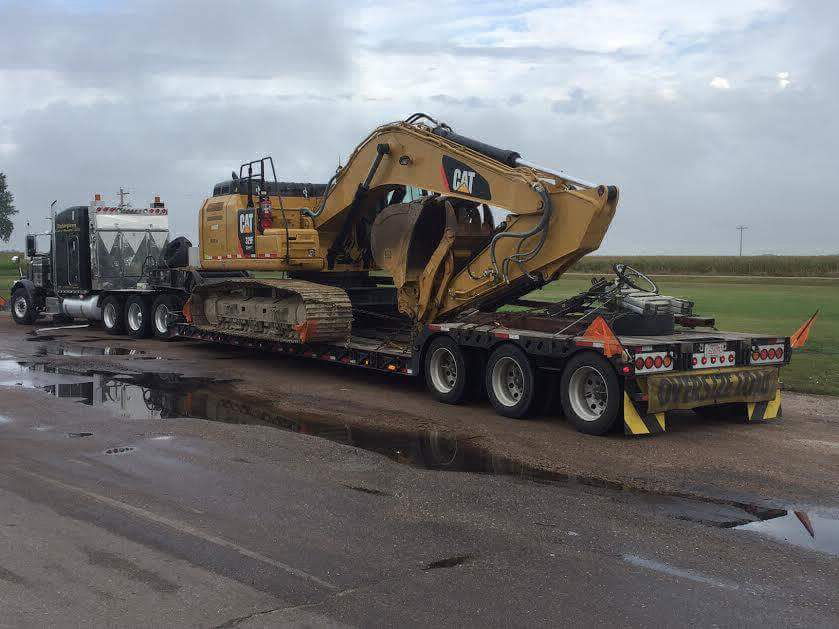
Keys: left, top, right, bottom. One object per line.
{"left": 9, "top": 114, "right": 805, "bottom": 436}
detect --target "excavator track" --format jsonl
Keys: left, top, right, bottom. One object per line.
{"left": 188, "top": 278, "right": 352, "bottom": 344}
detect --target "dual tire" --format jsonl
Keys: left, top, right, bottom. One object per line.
{"left": 102, "top": 294, "right": 178, "bottom": 338}
{"left": 424, "top": 337, "right": 621, "bottom": 434}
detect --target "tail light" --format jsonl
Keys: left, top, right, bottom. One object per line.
{"left": 632, "top": 350, "right": 674, "bottom": 374}
{"left": 751, "top": 343, "right": 785, "bottom": 365}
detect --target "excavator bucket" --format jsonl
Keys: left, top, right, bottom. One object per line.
{"left": 371, "top": 197, "right": 458, "bottom": 321}
{"left": 371, "top": 199, "right": 448, "bottom": 286}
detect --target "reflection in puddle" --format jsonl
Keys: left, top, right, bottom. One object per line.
{"left": 736, "top": 511, "right": 839, "bottom": 557}
{"left": 35, "top": 345, "right": 153, "bottom": 358}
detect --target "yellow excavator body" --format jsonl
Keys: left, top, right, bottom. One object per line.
{"left": 191, "top": 114, "right": 618, "bottom": 343}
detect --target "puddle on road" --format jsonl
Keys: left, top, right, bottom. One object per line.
{"left": 735, "top": 511, "right": 839, "bottom": 557}
{"left": 2, "top": 357, "right": 838, "bottom": 553}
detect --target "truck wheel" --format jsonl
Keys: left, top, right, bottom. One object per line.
{"left": 152, "top": 295, "right": 179, "bottom": 339}
{"left": 102, "top": 296, "right": 125, "bottom": 335}
{"left": 424, "top": 336, "right": 473, "bottom": 404}
{"left": 560, "top": 351, "right": 621, "bottom": 435}
{"left": 485, "top": 344, "right": 536, "bottom": 418}
{"left": 125, "top": 295, "right": 152, "bottom": 338}
{"left": 11, "top": 288, "right": 37, "bottom": 325}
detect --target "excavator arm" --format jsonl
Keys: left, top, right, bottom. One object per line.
{"left": 307, "top": 114, "right": 619, "bottom": 323}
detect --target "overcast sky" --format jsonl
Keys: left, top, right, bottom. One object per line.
{"left": 1, "top": 0, "right": 836, "bottom": 255}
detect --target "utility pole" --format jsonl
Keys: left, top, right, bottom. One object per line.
{"left": 736, "top": 225, "right": 748, "bottom": 256}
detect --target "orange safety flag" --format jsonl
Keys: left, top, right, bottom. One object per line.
{"left": 0, "top": 295, "right": 6, "bottom": 308}
{"left": 582, "top": 316, "right": 624, "bottom": 358}
{"left": 790, "top": 310, "right": 819, "bottom": 349}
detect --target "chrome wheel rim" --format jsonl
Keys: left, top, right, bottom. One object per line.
{"left": 127, "top": 302, "right": 143, "bottom": 331}
{"left": 429, "top": 347, "right": 457, "bottom": 393}
{"left": 13, "top": 297, "right": 27, "bottom": 318}
{"left": 568, "top": 366, "right": 608, "bottom": 422}
{"left": 154, "top": 304, "right": 170, "bottom": 335}
{"left": 103, "top": 303, "right": 117, "bottom": 329}
{"left": 491, "top": 356, "right": 525, "bottom": 407}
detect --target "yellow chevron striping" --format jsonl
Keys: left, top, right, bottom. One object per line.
{"left": 655, "top": 413, "right": 666, "bottom": 431}
{"left": 623, "top": 392, "right": 650, "bottom": 435}
{"left": 764, "top": 388, "right": 781, "bottom": 420}
{"left": 747, "top": 402, "right": 756, "bottom": 421}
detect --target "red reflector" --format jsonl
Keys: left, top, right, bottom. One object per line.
{"left": 635, "top": 358, "right": 644, "bottom": 370}
{"left": 644, "top": 357, "right": 654, "bottom": 369}
{"left": 621, "top": 365, "right": 632, "bottom": 374}
{"left": 760, "top": 349, "right": 768, "bottom": 360}
{"left": 777, "top": 348, "right": 783, "bottom": 359}
{"left": 701, "top": 356, "right": 707, "bottom": 365}
{"left": 768, "top": 348, "right": 776, "bottom": 359}
{"left": 752, "top": 351, "right": 760, "bottom": 361}
{"left": 692, "top": 357, "right": 697, "bottom": 366}
{"left": 729, "top": 353, "right": 735, "bottom": 362}
{"left": 664, "top": 355, "right": 672, "bottom": 367}
{"left": 653, "top": 356, "right": 663, "bottom": 368}
{"left": 711, "top": 356, "right": 716, "bottom": 364}
{"left": 719, "top": 355, "right": 725, "bottom": 363}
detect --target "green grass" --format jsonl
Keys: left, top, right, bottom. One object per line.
{"left": 527, "top": 275, "right": 839, "bottom": 396}
{"left": 1, "top": 274, "right": 18, "bottom": 302}
{"left": 0, "top": 251, "right": 23, "bottom": 272}
{"left": 571, "top": 255, "right": 839, "bottom": 277}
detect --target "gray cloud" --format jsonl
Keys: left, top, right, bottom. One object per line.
{"left": 1, "top": 0, "right": 838, "bottom": 257}
{"left": 0, "top": 0, "right": 352, "bottom": 83}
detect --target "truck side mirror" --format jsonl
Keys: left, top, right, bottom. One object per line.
{"left": 25, "top": 234, "right": 36, "bottom": 258}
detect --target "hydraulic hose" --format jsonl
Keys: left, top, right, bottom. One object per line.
{"left": 488, "top": 185, "right": 552, "bottom": 283}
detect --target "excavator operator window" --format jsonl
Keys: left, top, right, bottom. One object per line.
{"left": 385, "top": 186, "right": 427, "bottom": 205}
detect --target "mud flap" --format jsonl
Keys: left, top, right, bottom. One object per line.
{"left": 746, "top": 387, "right": 782, "bottom": 422}
{"left": 623, "top": 392, "right": 666, "bottom": 436}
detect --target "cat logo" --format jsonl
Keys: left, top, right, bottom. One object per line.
{"left": 237, "top": 208, "right": 257, "bottom": 256}
{"left": 451, "top": 168, "right": 476, "bottom": 194}
{"left": 239, "top": 211, "right": 253, "bottom": 235}
{"left": 441, "top": 156, "right": 491, "bottom": 200}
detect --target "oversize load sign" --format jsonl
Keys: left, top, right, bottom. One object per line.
{"left": 646, "top": 366, "right": 778, "bottom": 413}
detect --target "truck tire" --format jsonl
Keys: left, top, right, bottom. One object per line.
{"left": 559, "top": 351, "right": 621, "bottom": 435}
{"left": 125, "top": 295, "right": 152, "bottom": 338}
{"left": 11, "top": 288, "right": 37, "bottom": 325}
{"left": 424, "top": 336, "right": 473, "bottom": 404}
{"left": 485, "top": 344, "right": 536, "bottom": 419}
{"left": 152, "top": 294, "right": 179, "bottom": 339}
{"left": 102, "top": 296, "right": 125, "bottom": 335}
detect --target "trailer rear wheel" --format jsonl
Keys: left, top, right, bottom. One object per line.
{"left": 425, "top": 336, "right": 472, "bottom": 404}
{"left": 560, "top": 351, "right": 620, "bottom": 435}
{"left": 486, "top": 344, "right": 536, "bottom": 418}
{"left": 11, "top": 288, "right": 37, "bottom": 325}
{"left": 152, "top": 295, "right": 179, "bottom": 339}
{"left": 102, "top": 296, "right": 125, "bottom": 335}
{"left": 125, "top": 295, "right": 152, "bottom": 338}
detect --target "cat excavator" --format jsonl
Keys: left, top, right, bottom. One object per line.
{"left": 189, "top": 113, "right": 618, "bottom": 343}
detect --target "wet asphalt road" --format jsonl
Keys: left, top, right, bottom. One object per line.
{"left": 0, "top": 316, "right": 838, "bottom": 627}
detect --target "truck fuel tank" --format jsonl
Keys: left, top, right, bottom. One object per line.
{"left": 60, "top": 295, "right": 102, "bottom": 320}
